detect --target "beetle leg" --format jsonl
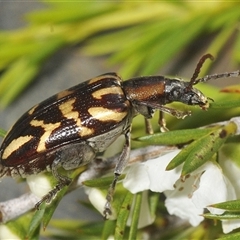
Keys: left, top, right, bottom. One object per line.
{"left": 145, "top": 118, "right": 154, "bottom": 134}
{"left": 35, "top": 178, "right": 71, "bottom": 209}
{"left": 132, "top": 100, "right": 191, "bottom": 119}
{"left": 35, "top": 152, "right": 72, "bottom": 209}
{"left": 35, "top": 143, "right": 97, "bottom": 209}
{"left": 158, "top": 106, "right": 190, "bottom": 119}
{"left": 104, "top": 128, "right": 131, "bottom": 219}
{"left": 158, "top": 111, "right": 169, "bottom": 132}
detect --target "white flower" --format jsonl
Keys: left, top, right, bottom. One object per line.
{"left": 85, "top": 187, "right": 117, "bottom": 220}
{"left": 165, "top": 161, "right": 236, "bottom": 227}
{"left": 123, "top": 149, "right": 181, "bottom": 193}
{"left": 217, "top": 149, "right": 240, "bottom": 233}
{"left": 123, "top": 148, "right": 239, "bottom": 232}
{"left": 191, "top": 162, "right": 236, "bottom": 215}
{"left": 26, "top": 172, "right": 52, "bottom": 198}
{"left": 0, "top": 225, "right": 20, "bottom": 240}
{"left": 164, "top": 169, "right": 204, "bottom": 226}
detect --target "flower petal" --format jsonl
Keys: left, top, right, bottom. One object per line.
{"left": 222, "top": 219, "right": 240, "bottom": 234}
{"left": 123, "top": 150, "right": 181, "bottom": 193}
{"left": 123, "top": 162, "right": 150, "bottom": 193}
{"left": 86, "top": 187, "right": 116, "bottom": 220}
{"left": 0, "top": 225, "right": 20, "bottom": 240}
{"left": 219, "top": 152, "right": 240, "bottom": 199}
{"left": 192, "top": 162, "right": 236, "bottom": 215}
{"left": 26, "top": 173, "right": 52, "bottom": 198}
{"left": 218, "top": 150, "right": 240, "bottom": 233}
{"left": 165, "top": 172, "right": 204, "bottom": 226}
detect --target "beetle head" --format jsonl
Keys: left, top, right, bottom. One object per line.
{"left": 165, "top": 80, "right": 210, "bottom": 109}
{"left": 169, "top": 53, "right": 214, "bottom": 110}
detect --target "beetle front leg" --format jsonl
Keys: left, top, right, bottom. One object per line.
{"left": 132, "top": 100, "right": 191, "bottom": 120}
{"left": 158, "top": 111, "right": 169, "bottom": 132}
{"left": 104, "top": 128, "right": 131, "bottom": 219}
{"left": 158, "top": 105, "right": 191, "bottom": 119}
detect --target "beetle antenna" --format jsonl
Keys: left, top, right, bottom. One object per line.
{"left": 188, "top": 53, "right": 214, "bottom": 88}
{"left": 195, "top": 70, "right": 240, "bottom": 84}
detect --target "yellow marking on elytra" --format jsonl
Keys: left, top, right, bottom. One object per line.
{"left": 88, "top": 74, "right": 121, "bottom": 85}
{"left": 58, "top": 98, "right": 82, "bottom": 126}
{"left": 58, "top": 99, "right": 94, "bottom": 137}
{"left": 88, "top": 107, "right": 127, "bottom": 122}
{"left": 58, "top": 99, "right": 77, "bottom": 119}
{"left": 2, "top": 135, "right": 34, "bottom": 159}
{"left": 79, "top": 126, "right": 94, "bottom": 137}
{"left": 57, "top": 90, "right": 74, "bottom": 100}
{"left": 30, "top": 120, "right": 61, "bottom": 152}
{"left": 28, "top": 104, "right": 39, "bottom": 115}
{"left": 92, "top": 86, "right": 123, "bottom": 100}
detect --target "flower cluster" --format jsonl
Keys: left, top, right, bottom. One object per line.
{"left": 122, "top": 148, "right": 240, "bottom": 233}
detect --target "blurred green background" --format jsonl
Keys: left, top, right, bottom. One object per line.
{"left": 0, "top": 1, "right": 240, "bottom": 108}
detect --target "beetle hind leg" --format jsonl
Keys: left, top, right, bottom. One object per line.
{"left": 35, "top": 142, "right": 96, "bottom": 209}
{"left": 35, "top": 176, "right": 71, "bottom": 209}
{"left": 35, "top": 157, "right": 72, "bottom": 209}
{"left": 35, "top": 149, "right": 77, "bottom": 209}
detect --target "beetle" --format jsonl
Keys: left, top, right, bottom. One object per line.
{"left": 0, "top": 53, "right": 239, "bottom": 218}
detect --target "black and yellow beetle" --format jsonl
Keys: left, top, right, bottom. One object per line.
{"left": 0, "top": 54, "right": 239, "bottom": 217}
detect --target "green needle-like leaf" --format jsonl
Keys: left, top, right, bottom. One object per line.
{"left": 28, "top": 205, "right": 45, "bottom": 238}
{"left": 137, "top": 127, "right": 218, "bottom": 145}
{"left": 217, "top": 232, "right": 240, "bottom": 240}
{"left": 102, "top": 220, "right": 115, "bottom": 240}
{"left": 166, "top": 138, "right": 201, "bottom": 171}
{"left": 42, "top": 185, "right": 69, "bottom": 230}
{"left": 209, "top": 200, "right": 240, "bottom": 212}
{"left": 115, "top": 191, "right": 133, "bottom": 240}
{"left": 83, "top": 175, "right": 125, "bottom": 189}
{"left": 203, "top": 211, "right": 240, "bottom": 220}
{"left": 181, "top": 122, "right": 237, "bottom": 176}
{"left": 128, "top": 193, "right": 142, "bottom": 240}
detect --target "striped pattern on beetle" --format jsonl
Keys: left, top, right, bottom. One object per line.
{"left": 0, "top": 54, "right": 239, "bottom": 218}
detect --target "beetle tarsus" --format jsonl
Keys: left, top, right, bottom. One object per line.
{"left": 104, "top": 173, "right": 119, "bottom": 219}
{"left": 158, "top": 111, "right": 169, "bottom": 132}
{"left": 35, "top": 177, "right": 72, "bottom": 210}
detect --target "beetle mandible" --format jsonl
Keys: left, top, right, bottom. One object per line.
{"left": 0, "top": 53, "right": 239, "bottom": 218}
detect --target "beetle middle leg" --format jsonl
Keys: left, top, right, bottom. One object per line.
{"left": 145, "top": 111, "right": 168, "bottom": 134}
{"left": 104, "top": 128, "right": 131, "bottom": 219}
{"left": 145, "top": 118, "right": 154, "bottom": 134}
